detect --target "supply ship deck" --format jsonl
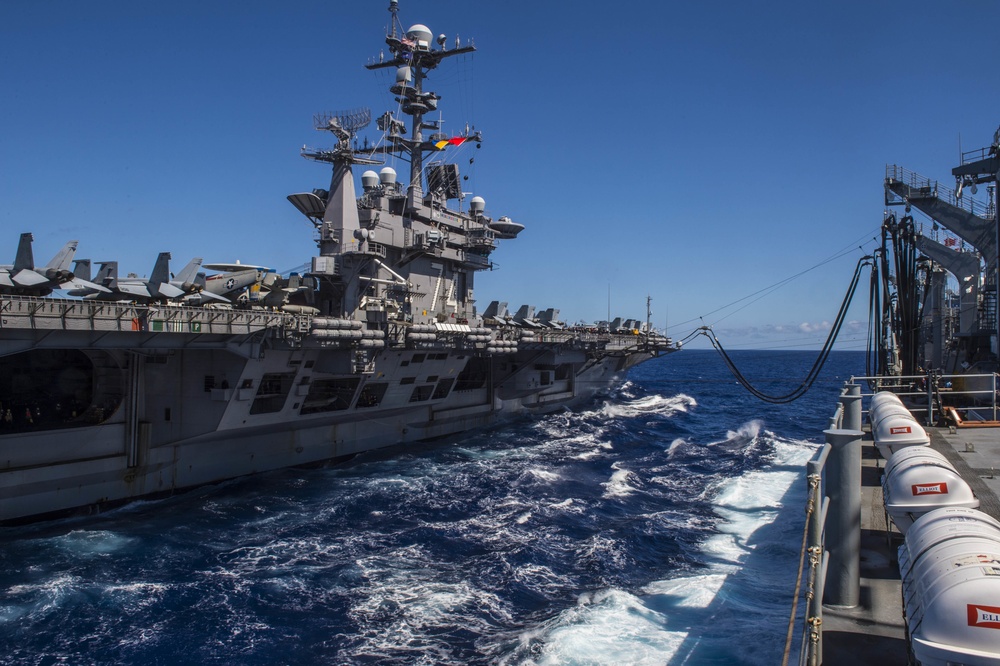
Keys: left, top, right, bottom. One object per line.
{"left": 822, "top": 424, "right": 1000, "bottom": 665}
{"left": 797, "top": 122, "right": 1000, "bottom": 665}
{"left": 801, "top": 386, "right": 1000, "bottom": 666}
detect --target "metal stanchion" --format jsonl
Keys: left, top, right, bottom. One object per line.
{"left": 822, "top": 427, "right": 863, "bottom": 607}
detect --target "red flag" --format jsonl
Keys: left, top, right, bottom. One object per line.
{"left": 434, "top": 136, "right": 469, "bottom": 150}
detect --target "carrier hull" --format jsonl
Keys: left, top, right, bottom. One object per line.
{"left": 0, "top": 297, "right": 662, "bottom": 523}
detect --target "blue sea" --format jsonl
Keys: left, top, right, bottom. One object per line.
{"left": 0, "top": 349, "right": 864, "bottom": 665}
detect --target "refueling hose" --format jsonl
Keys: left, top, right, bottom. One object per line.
{"left": 693, "top": 255, "right": 871, "bottom": 404}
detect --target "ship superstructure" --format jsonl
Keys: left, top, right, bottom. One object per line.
{"left": 878, "top": 127, "right": 1000, "bottom": 383}
{"left": 0, "top": 2, "right": 675, "bottom": 523}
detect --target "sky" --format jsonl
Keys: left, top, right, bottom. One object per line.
{"left": 2, "top": 0, "right": 999, "bottom": 350}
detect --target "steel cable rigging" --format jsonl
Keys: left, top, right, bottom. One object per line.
{"left": 692, "top": 255, "right": 872, "bottom": 404}
{"left": 669, "top": 229, "right": 880, "bottom": 335}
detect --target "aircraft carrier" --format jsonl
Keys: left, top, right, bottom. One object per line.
{"left": 0, "top": 1, "right": 676, "bottom": 524}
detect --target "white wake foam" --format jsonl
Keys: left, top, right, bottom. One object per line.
{"left": 502, "top": 588, "right": 683, "bottom": 666}
{"left": 509, "top": 435, "right": 819, "bottom": 664}
{"left": 599, "top": 393, "right": 697, "bottom": 420}
{"left": 601, "top": 464, "right": 637, "bottom": 498}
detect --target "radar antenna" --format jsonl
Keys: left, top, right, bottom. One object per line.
{"left": 314, "top": 108, "right": 372, "bottom": 141}
{"left": 302, "top": 107, "right": 380, "bottom": 166}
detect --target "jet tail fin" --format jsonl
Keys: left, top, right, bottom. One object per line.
{"left": 173, "top": 257, "right": 203, "bottom": 286}
{"left": 45, "top": 240, "right": 79, "bottom": 272}
{"left": 73, "top": 259, "right": 92, "bottom": 282}
{"left": 13, "top": 233, "right": 34, "bottom": 272}
{"left": 95, "top": 261, "right": 119, "bottom": 288}
{"left": 149, "top": 252, "right": 172, "bottom": 285}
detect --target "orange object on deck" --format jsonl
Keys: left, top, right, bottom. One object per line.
{"left": 944, "top": 406, "right": 1000, "bottom": 428}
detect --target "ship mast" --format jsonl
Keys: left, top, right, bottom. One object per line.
{"left": 365, "top": 0, "right": 478, "bottom": 211}
{"left": 295, "top": 0, "right": 498, "bottom": 321}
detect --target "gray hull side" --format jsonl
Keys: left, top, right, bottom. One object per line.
{"left": 0, "top": 353, "right": 626, "bottom": 522}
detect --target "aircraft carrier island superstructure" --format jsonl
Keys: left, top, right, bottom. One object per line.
{"left": 0, "top": 2, "right": 676, "bottom": 523}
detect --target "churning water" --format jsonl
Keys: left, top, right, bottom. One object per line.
{"left": 0, "top": 350, "right": 864, "bottom": 665}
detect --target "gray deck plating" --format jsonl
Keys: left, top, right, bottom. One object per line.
{"left": 822, "top": 426, "right": 1000, "bottom": 664}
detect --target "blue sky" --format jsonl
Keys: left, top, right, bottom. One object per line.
{"left": 2, "top": 0, "right": 998, "bottom": 350}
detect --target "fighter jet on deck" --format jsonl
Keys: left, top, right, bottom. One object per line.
{"left": 70, "top": 253, "right": 229, "bottom": 303}
{"left": 0, "top": 233, "right": 110, "bottom": 296}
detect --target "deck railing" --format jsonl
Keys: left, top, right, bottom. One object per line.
{"left": 790, "top": 384, "right": 862, "bottom": 666}
{"left": 0, "top": 294, "right": 295, "bottom": 337}
{"left": 850, "top": 372, "right": 998, "bottom": 424}
{"left": 885, "top": 164, "right": 990, "bottom": 218}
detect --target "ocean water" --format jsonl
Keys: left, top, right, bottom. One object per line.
{"left": 0, "top": 349, "right": 864, "bottom": 665}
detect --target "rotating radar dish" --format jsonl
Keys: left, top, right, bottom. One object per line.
{"left": 313, "top": 108, "right": 372, "bottom": 139}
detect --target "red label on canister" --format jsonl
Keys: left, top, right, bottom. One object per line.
{"left": 911, "top": 482, "right": 948, "bottom": 495}
{"left": 968, "top": 604, "right": 1000, "bottom": 629}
